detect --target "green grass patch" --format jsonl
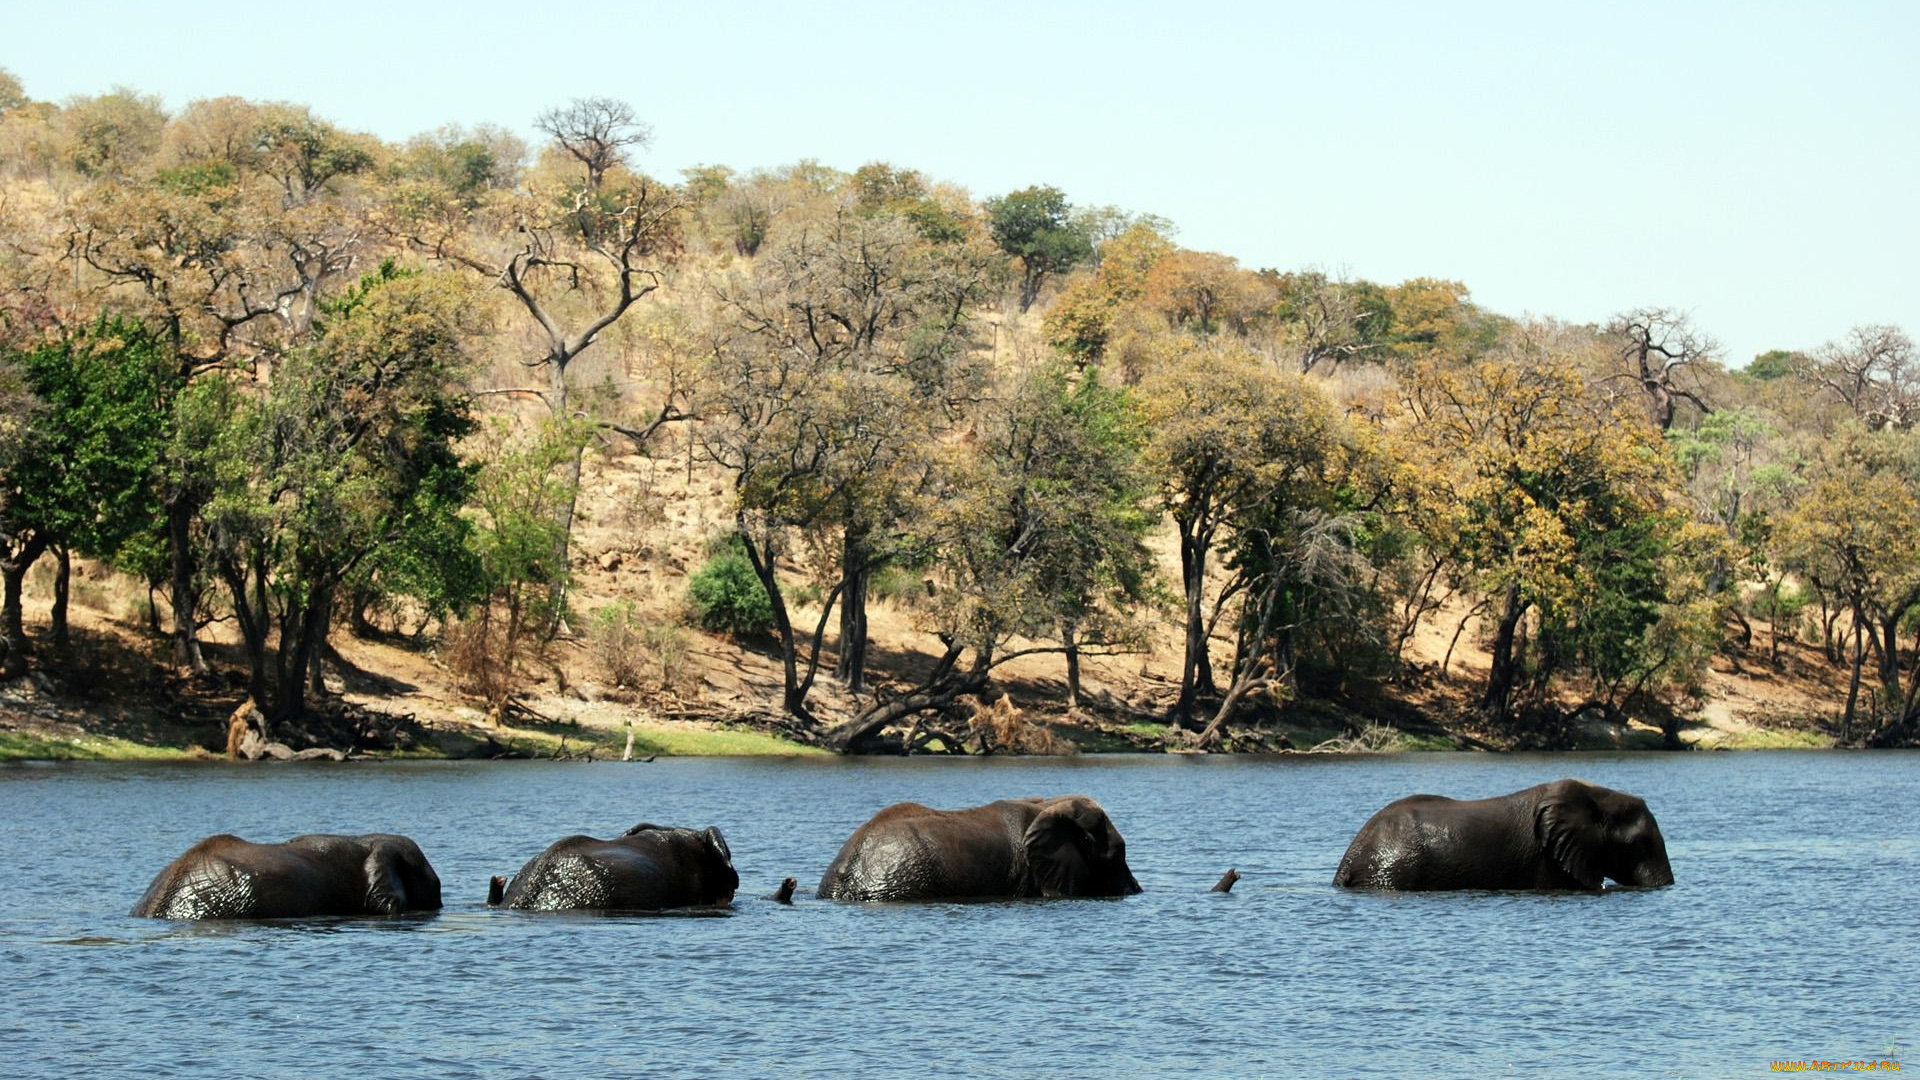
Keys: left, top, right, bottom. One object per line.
{"left": 484, "top": 719, "right": 827, "bottom": 758}
{"left": 1390, "top": 730, "right": 1461, "bottom": 751}
{"left": 1697, "top": 726, "right": 1834, "bottom": 750}
{"left": 628, "top": 722, "right": 827, "bottom": 757}
{"left": 0, "top": 730, "right": 201, "bottom": 762}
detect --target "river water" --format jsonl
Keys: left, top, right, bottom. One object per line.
{"left": 0, "top": 751, "right": 1912, "bottom": 1078}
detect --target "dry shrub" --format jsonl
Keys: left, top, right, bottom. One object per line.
{"left": 1310, "top": 723, "right": 1399, "bottom": 753}
{"left": 588, "top": 602, "right": 694, "bottom": 695}
{"left": 968, "top": 695, "right": 1077, "bottom": 755}
{"left": 442, "top": 614, "right": 539, "bottom": 720}
{"left": 587, "top": 603, "right": 646, "bottom": 689}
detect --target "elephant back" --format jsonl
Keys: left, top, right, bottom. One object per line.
{"left": 501, "top": 825, "right": 737, "bottom": 911}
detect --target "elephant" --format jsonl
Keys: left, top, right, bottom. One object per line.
{"left": 131, "top": 833, "right": 443, "bottom": 919}
{"left": 1332, "top": 778, "right": 1674, "bottom": 891}
{"left": 490, "top": 823, "right": 738, "bottom": 912}
{"left": 817, "top": 796, "right": 1143, "bottom": 902}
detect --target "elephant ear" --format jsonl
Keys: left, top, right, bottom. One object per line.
{"left": 701, "top": 826, "right": 733, "bottom": 867}
{"left": 1536, "top": 783, "right": 1607, "bottom": 890}
{"left": 363, "top": 847, "right": 408, "bottom": 915}
{"left": 1021, "top": 799, "right": 1100, "bottom": 898}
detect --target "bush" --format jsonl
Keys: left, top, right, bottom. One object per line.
{"left": 588, "top": 604, "right": 695, "bottom": 692}
{"left": 688, "top": 550, "right": 774, "bottom": 637}
{"left": 643, "top": 624, "right": 692, "bottom": 691}
{"left": 587, "top": 603, "right": 646, "bottom": 688}
{"left": 869, "top": 564, "right": 922, "bottom": 604}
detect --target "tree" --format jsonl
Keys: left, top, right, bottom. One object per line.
{"left": 850, "top": 162, "right": 969, "bottom": 243}
{"left": 0, "top": 68, "right": 27, "bottom": 116}
{"left": 534, "top": 98, "right": 650, "bottom": 191}
{"left": 1747, "top": 349, "right": 1796, "bottom": 381}
{"left": 396, "top": 98, "right": 684, "bottom": 625}
{"left": 69, "top": 102, "right": 380, "bottom": 672}
{"left": 1141, "top": 250, "right": 1264, "bottom": 335}
{"left": 702, "top": 211, "right": 994, "bottom": 716}
{"left": 456, "top": 418, "right": 584, "bottom": 724}
{"left": 1776, "top": 428, "right": 1920, "bottom": 743}
{"left": 1398, "top": 325, "right": 1678, "bottom": 726}
{"left": 0, "top": 351, "right": 44, "bottom": 676}
{"left": 823, "top": 360, "right": 1160, "bottom": 751}
{"left": 1605, "top": 308, "right": 1717, "bottom": 431}
{"left": 1042, "top": 222, "right": 1175, "bottom": 363}
{"left": 57, "top": 88, "right": 167, "bottom": 178}
{"left": 1261, "top": 270, "right": 1393, "bottom": 374}
{"left": 1794, "top": 325, "right": 1917, "bottom": 432}
{"left": 7, "top": 318, "right": 169, "bottom": 655}
{"left": 985, "top": 185, "right": 1091, "bottom": 312}
{"left": 1383, "top": 277, "right": 1492, "bottom": 361}
{"left": 1138, "top": 346, "right": 1349, "bottom": 722}
{"left": 199, "top": 267, "right": 473, "bottom": 728}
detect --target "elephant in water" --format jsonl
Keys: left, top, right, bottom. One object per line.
{"left": 1333, "top": 778, "right": 1674, "bottom": 891}
{"left": 131, "top": 834, "right": 443, "bottom": 919}
{"left": 490, "top": 823, "right": 738, "bottom": 912}
{"left": 818, "top": 796, "right": 1143, "bottom": 902}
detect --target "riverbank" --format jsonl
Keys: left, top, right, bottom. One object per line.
{"left": 0, "top": 636, "right": 1837, "bottom": 763}
{"left": 0, "top": 443, "right": 1855, "bottom": 763}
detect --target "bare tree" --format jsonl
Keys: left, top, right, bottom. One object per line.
{"left": 1795, "top": 324, "right": 1918, "bottom": 431}
{"left": 534, "top": 98, "right": 651, "bottom": 191}
{"left": 400, "top": 102, "right": 684, "bottom": 627}
{"left": 1606, "top": 308, "right": 1716, "bottom": 431}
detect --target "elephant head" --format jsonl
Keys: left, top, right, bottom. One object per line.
{"left": 1021, "top": 796, "right": 1143, "bottom": 898}
{"left": 1536, "top": 780, "right": 1674, "bottom": 889}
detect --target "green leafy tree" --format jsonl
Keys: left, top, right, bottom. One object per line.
{"left": 824, "top": 361, "right": 1161, "bottom": 751}
{"left": 200, "top": 267, "right": 473, "bottom": 728}
{"left": 1139, "top": 345, "right": 1353, "bottom": 723}
{"left": 1398, "top": 325, "right": 1679, "bottom": 728}
{"left": 985, "top": 185, "right": 1092, "bottom": 312}
{"left": 703, "top": 210, "right": 994, "bottom": 718}
{"left": 1775, "top": 427, "right": 1920, "bottom": 743}
{"left": 456, "top": 418, "right": 584, "bottom": 723}
{"left": 7, "top": 318, "right": 170, "bottom": 656}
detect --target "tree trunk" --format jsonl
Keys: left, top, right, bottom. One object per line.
{"left": 835, "top": 528, "right": 870, "bottom": 693}
{"left": 1481, "top": 585, "right": 1527, "bottom": 722}
{"left": 1174, "top": 527, "right": 1216, "bottom": 721}
{"left": 1196, "top": 571, "right": 1285, "bottom": 748}
{"left": 1018, "top": 268, "right": 1042, "bottom": 313}
{"left": 168, "top": 499, "right": 208, "bottom": 675}
{"left": 1841, "top": 613, "right": 1866, "bottom": 745}
{"left": 348, "top": 586, "right": 376, "bottom": 638}
{"left": 270, "top": 589, "right": 331, "bottom": 728}
{"left": 738, "top": 522, "right": 810, "bottom": 722}
{"left": 827, "top": 642, "right": 974, "bottom": 752}
{"left": 308, "top": 590, "right": 332, "bottom": 699}
{"left": 1063, "top": 622, "right": 1082, "bottom": 710}
{"left": 1, "top": 536, "right": 47, "bottom": 679}
{"left": 544, "top": 370, "right": 579, "bottom": 639}
{"left": 50, "top": 545, "right": 70, "bottom": 651}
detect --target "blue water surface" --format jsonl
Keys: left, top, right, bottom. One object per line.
{"left": 0, "top": 751, "right": 1912, "bottom": 1079}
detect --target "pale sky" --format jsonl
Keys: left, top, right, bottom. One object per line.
{"left": 6, "top": 0, "right": 1915, "bottom": 365}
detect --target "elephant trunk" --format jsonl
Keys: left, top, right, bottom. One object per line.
{"left": 487, "top": 875, "right": 507, "bottom": 906}
{"left": 1633, "top": 860, "right": 1675, "bottom": 888}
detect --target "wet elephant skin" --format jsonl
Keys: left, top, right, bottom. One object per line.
{"left": 1333, "top": 778, "right": 1675, "bottom": 891}
{"left": 131, "top": 833, "right": 443, "bottom": 919}
{"left": 495, "top": 823, "right": 738, "bottom": 911}
{"left": 818, "top": 795, "right": 1143, "bottom": 902}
